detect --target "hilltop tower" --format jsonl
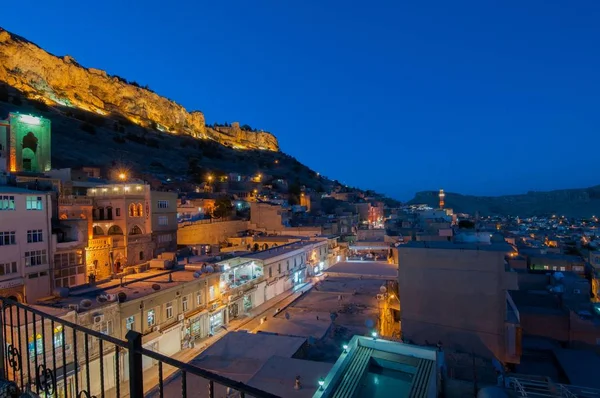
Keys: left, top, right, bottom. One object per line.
{"left": 0, "top": 113, "right": 51, "bottom": 173}
{"left": 439, "top": 189, "right": 445, "bottom": 209}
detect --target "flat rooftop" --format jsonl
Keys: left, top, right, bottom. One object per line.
{"left": 326, "top": 261, "right": 398, "bottom": 279}
{"left": 38, "top": 268, "right": 211, "bottom": 313}
{"left": 401, "top": 240, "right": 512, "bottom": 252}
{"left": 243, "top": 240, "right": 325, "bottom": 261}
{"left": 553, "top": 348, "right": 600, "bottom": 389}
{"left": 0, "top": 185, "right": 49, "bottom": 194}
{"left": 247, "top": 356, "right": 333, "bottom": 398}
{"left": 198, "top": 331, "right": 307, "bottom": 361}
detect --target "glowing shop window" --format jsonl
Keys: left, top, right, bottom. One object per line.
{"left": 53, "top": 326, "right": 64, "bottom": 348}
{"left": 147, "top": 309, "right": 156, "bottom": 327}
{"left": 28, "top": 334, "right": 43, "bottom": 358}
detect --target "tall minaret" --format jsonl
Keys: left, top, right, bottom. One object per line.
{"left": 439, "top": 189, "right": 445, "bottom": 209}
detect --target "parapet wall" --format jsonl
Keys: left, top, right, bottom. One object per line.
{"left": 177, "top": 220, "right": 249, "bottom": 245}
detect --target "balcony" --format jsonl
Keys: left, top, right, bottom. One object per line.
{"left": 58, "top": 197, "right": 93, "bottom": 206}
{"left": 0, "top": 297, "right": 278, "bottom": 398}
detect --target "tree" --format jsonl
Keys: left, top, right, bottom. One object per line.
{"left": 212, "top": 197, "right": 233, "bottom": 219}
{"left": 458, "top": 220, "right": 475, "bottom": 229}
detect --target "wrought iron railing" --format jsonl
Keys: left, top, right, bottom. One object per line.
{"left": 0, "top": 297, "right": 280, "bottom": 398}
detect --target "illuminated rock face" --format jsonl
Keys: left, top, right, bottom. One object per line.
{"left": 0, "top": 28, "right": 279, "bottom": 151}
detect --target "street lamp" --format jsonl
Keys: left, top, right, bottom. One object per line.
{"left": 342, "top": 344, "right": 348, "bottom": 353}
{"left": 371, "top": 331, "right": 378, "bottom": 340}
{"left": 318, "top": 377, "right": 325, "bottom": 391}
{"left": 118, "top": 172, "right": 127, "bottom": 181}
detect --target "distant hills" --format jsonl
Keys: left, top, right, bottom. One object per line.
{"left": 408, "top": 186, "right": 600, "bottom": 218}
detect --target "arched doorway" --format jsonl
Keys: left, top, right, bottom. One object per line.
{"left": 22, "top": 132, "right": 39, "bottom": 171}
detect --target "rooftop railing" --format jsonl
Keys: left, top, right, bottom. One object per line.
{"left": 0, "top": 297, "right": 280, "bottom": 398}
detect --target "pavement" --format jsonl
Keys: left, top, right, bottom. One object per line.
{"left": 106, "top": 280, "right": 315, "bottom": 397}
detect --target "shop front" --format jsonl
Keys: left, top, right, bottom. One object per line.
{"left": 183, "top": 311, "right": 208, "bottom": 349}
{"left": 220, "top": 260, "right": 263, "bottom": 292}
{"left": 228, "top": 295, "right": 244, "bottom": 320}
{"left": 209, "top": 308, "right": 226, "bottom": 334}
{"left": 294, "top": 267, "right": 307, "bottom": 285}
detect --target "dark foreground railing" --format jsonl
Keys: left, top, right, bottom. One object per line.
{"left": 0, "top": 297, "right": 279, "bottom": 398}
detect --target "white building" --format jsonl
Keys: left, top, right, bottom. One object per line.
{"left": 0, "top": 186, "right": 52, "bottom": 302}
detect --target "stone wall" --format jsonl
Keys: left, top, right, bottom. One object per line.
{"left": 0, "top": 28, "right": 279, "bottom": 151}
{"left": 177, "top": 220, "right": 249, "bottom": 245}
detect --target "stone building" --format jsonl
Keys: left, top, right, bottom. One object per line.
{"left": 53, "top": 196, "right": 93, "bottom": 288}
{"left": 396, "top": 240, "right": 521, "bottom": 365}
{"left": 87, "top": 182, "right": 154, "bottom": 278}
{"left": 150, "top": 191, "right": 178, "bottom": 255}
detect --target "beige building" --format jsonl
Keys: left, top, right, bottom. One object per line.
{"left": 54, "top": 196, "right": 93, "bottom": 289}
{"left": 118, "top": 270, "right": 223, "bottom": 361}
{"left": 396, "top": 240, "right": 521, "bottom": 364}
{"left": 250, "top": 202, "right": 290, "bottom": 231}
{"left": 86, "top": 182, "right": 154, "bottom": 279}
{"left": 150, "top": 191, "right": 178, "bottom": 255}
{"left": 0, "top": 187, "right": 52, "bottom": 303}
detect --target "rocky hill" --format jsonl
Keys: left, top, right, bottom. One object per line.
{"left": 0, "top": 27, "right": 278, "bottom": 151}
{"left": 409, "top": 187, "right": 600, "bottom": 217}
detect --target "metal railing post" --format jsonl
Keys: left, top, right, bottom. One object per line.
{"left": 126, "top": 330, "right": 143, "bottom": 398}
{"left": 0, "top": 301, "right": 5, "bottom": 380}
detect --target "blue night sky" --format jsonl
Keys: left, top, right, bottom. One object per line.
{"left": 2, "top": 1, "right": 599, "bottom": 200}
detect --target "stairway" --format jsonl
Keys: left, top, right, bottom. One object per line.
{"left": 332, "top": 346, "right": 374, "bottom": 398}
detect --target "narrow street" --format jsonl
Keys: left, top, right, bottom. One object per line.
{"left": 106, "top": 281, "right": 315, "bottom": 397}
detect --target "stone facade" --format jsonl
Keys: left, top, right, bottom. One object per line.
{"left": 177, "top": 219, "right": 249, "bottom": 245}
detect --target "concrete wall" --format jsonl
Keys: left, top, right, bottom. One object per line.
{"left": 178, "top": 220, "right": 249, "bottom": 245}
{"left": 398, "top": 246, "right": 513, "bottom": 362}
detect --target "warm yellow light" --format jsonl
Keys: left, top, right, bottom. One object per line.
{"left": 208, "top": 175, "right": 213, "bottom": 181}
{"left": 118, "top": 173, "right": 127, "bottom": 181}
{"left": 389, "top": 294, "right": 395, "bottom": 299}
{"left": 124, "top": 186, "right": 130, "bottom": 192}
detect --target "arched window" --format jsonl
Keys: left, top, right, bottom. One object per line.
{"left": 107, "top": 225, "right": 124, "bottom": 235}
{"left": 137, "top": 203, "right": 143, "bottom": 217}
{"left": 129, "top": 203, "right": 136, "bottom": 217}
{"left": 130, "top": 225, "right": 142, "bottom": 235}
{"left": 93, "top": 226, "right": 105, "bottom": 236}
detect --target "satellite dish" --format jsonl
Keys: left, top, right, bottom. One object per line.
{"left": 365, "top": 319, "right": 375, "bottom": 328}
{"left": 152, "top": 284, "right": 161, "bottom": 291}
{"left": 117, "top": 292, "right": 127, "bottom": 303}
{"left": 80, "top": 299, "right": 92, "bottom": 309}
{"left": 379, "top": 286, "right": 387, "bottom": 294}
{"left": 96, "top": 295, "right": 107, "bottom": 303}
{"left": 193, "top": 272, "right": 201, "bottom": 279}
{"left": 205, "top": 266, "right": 215, "bottom": 273}
{"left": 106, "top": 294, "right": 117, "bottom": 302}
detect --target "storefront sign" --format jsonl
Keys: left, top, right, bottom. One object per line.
{"left": 0, "top": 278, "right": 23, "bottom": 290}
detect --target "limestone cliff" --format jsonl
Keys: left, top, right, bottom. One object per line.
{"left": 0, "top": 28, "right": 279, "bottom": 151}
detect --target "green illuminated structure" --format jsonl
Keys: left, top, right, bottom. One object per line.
{"left": 0, "top": 113, "right": 51, "bottom": 173}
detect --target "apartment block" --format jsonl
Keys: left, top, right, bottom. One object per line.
{"left": 397, "top": 240, "right": 521, "bottom": 364}
{"left": 0, "top": 187, "right": 52, "bottom": 303}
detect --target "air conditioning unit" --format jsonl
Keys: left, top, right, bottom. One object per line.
{"left": 178, "top": 314, "right": 184, "bottom": 321}
{"left": 94, "top": 315, "right": 104, "bottom": 324}
{"left": 152, "top": 325, "right": 160, "bottom": 332}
